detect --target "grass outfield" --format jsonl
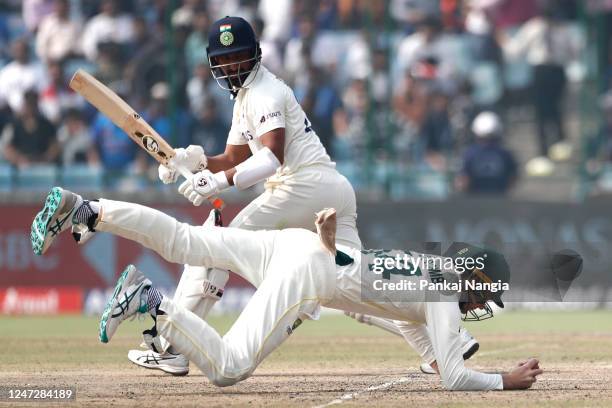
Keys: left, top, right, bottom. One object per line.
{"left": 1, "top": 310, "right": 612, "bottom": 407}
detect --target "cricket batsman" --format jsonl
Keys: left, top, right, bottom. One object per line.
{"left": 31, "top": 188, "right": 542, "bottom": 390}
{"left": 130, "top": 15, "right": 363, "bottom": 374}
{"left": 119, "top": 15, "right": 477, "bottom": 376}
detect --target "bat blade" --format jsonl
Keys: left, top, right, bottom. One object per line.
{"left": 69, "top": 69, "right": 224, "bottom": 209}
{"left": 69, "top": 69, "right": 175, "bottom": 166}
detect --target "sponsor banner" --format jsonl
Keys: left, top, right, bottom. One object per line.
{"left": 4, "top": 198, "right": 612, "bottom": 292}
{"left": 0, "top": 287, "right": 83, "bottom": 315}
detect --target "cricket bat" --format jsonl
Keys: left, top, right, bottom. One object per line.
{"left": 69, "top": 69, "right": 224, "bottom": 210}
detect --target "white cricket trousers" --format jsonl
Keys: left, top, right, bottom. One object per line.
{"left": 171, "top": 164, "right": 361, "bottom": 344}
{"left": 96, "top": 199, "right": 337, "bottom": 386}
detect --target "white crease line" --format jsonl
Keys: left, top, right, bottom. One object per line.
{"left": 313, "top": 377, "right": 412, "bottom": 408}
{"left": 313, "top": 345, "right": 530, "bottom": 408}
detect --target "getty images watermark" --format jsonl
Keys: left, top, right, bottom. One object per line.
{"left": 359, "top": 243, "right": 596, "bottom": 303}
{"left": 367, "top": 250, "right": 508, "bottom": 294}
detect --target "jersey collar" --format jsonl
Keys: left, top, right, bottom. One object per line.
{"left": 241, "top": 64, "right": 266, "bottom": 90}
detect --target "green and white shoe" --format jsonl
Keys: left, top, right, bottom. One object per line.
{"left": 99, "top": 265, "right": 151, "bottom": 343}
{"left": 30, "top": 187, "right": 82, "bottom": 255}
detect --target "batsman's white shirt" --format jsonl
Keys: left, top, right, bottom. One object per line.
{"left": 156, "top": 64, "right": 361, "bottom": 353}
{"left": 227, "top": 65, "right": 333, "bottom": 177}
{"left": 219, "top": 64, "right": 361, "bottom": 249}
{"left": 96, "top": 200, "right": 501, "bottom": 390}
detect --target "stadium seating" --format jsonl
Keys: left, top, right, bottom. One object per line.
{"left": 0, "top": 163, "right": 13, "bottom": 192}
{"left": 15, "top": 165, "right": 58, "bottom": 190}
{"left": 60, "top": 164, "right": 104, "bottom": 190}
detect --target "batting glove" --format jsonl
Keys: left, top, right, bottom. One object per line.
{"left": 178, "top": 169, "right": 229, "bottom": 206}
{"left": 158, "top": 145, "right": 208, "bottom": 185}
{"left": 158, "top": 164, "right": 178, "bottom": 184}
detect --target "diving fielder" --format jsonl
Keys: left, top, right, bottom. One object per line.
{"left": 134, "top": 15, "right": 477, "bottom": 376}
{"left": 31, "top": 188, "right": 542, "bottom": 390}
{"left": 132, "top": 16, "right": 362, "bottom": 374}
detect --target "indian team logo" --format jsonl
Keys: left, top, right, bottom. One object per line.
{"left": 220, "top": 31, "right": 234, "bottom": 46}
{"left": 142, "top": 135, "right": 159, "bottom": 153}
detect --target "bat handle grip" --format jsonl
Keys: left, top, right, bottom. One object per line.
{"left": 175, "top": 164, "right": 225, "bottom": 210}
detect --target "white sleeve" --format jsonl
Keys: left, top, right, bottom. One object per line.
{"left": 226, "top": 102, "right": 247, "bottom": 145}
{"left": 226, "top": 122, "right": 247, "bottom": 145}
{"left": 426, "top": 302, "right": 503, "bottom": 391}
{"left": 252, "top": 94, "right": 285, "bottom": 137}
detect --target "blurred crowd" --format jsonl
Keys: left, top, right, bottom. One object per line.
{"left": 0, "top": 0, "right": 588, "bottom": 197}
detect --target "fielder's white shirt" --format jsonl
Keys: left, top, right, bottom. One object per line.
{"left": 227, "top": 65, "right": 334, "bottom": 177}
{"left": 330, "top": 246, "right": 504, "bottom": 391}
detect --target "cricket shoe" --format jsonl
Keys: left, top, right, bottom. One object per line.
{"left": 99, "top": 265, "right": 151, "bottom": 343}
{"left": 31, "top": 187, "right": 82, "bottom": 255}
{"left": 420, "top": 328, "right": 479, "bottom": 375}
{"left": 127, "top": 349, "right": 189, "bottom": 376}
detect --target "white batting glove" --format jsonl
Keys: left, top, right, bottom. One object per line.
{"left": 158, "top": 145, "right": 208, "bottom": 185}
{"left": 178, "top": 169, "right": 229, "bottom": 206}
{"left": 158, "top": 164, "right": 178, "bottom": 184}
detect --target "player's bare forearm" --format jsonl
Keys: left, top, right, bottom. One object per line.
{"left": 259, "top": 128, "right": 285, "bottom": 164}
{"left": 206, "top": 144, "right": 251, "bottom": 173}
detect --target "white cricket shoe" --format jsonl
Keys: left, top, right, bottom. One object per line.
{"left": 99, "top": 265, "right": 151, "bottom": 343}
{"left": 420, "top": 328, "right": 479, "bottom": 374}
{"left": 127, "top": 349, "right": 189, "bottom": 376}
{"left": 31, "top": 187, "right": 82, "bottom": 255}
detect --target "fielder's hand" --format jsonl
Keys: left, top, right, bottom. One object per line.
{"left": 158, "top": 145, "right": 208, "bottom": 184}
{"left": 502, "top": 358, "right": 543, "bottom": 390}
{"left": 178, "top": 169, "right": 229, "bottom": 206}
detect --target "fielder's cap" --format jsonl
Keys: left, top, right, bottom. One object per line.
{"left": 472, "top": 111, "right": 502, "bottom": 138}
{"left": 207, "top": 16, "right": 257, "bottom": 59}
{"left": 446, "top": 243, "right": 510, "bottom": 308}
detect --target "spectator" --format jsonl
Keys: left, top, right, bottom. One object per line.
{"left": 191, "top": 99, "right": 227, "bottom": 156}
{"left": 81, "top": 0, "right": 134, "bottom": 62}
{"left": 35, "top": 0, "right": 82, "bottom": 63}
{"left": 295, "top": 64, "right": 342, "bottom": 152}
{"left": 501, "top": 3, "right": 580, "bottom": 157}
{"left": 333, "top": 78, "right": 369, "bottom": 161}
{"left": 392, "top": 62, "right": 432, "bottom": 157}
{"left": 258, "top": 0, "right": 293, "bottom": 44}
{"left": 0, "top": 38, "right": 46, "bottom": 114}
{"left": 39, "top": 59, "right": 85, "bottom": 124}
{"left": 369, "top": 48, "right": 391, "bottom": 107}
{"left": 145, "top": 82, "right": 193, "bottom": 149}
{"left": 456, "top": 111, "right": 518, "bottom": 194}
{"left": 91, "top": 86, "right": 144, "bottom": 172}
{"left": 1, "top": 90, "right": 59, "bottom": 168}
{"left": 253, "top": 17, "right": 283, "bottom": 77}
{"left": 393, "top": 15, "right": 463, "bottom": 93}
{"left": 22, "top": 0, "right": 54, "bottom": 33}
{"left": 57, "top": 108, "right": 99, "bottom": 166}
{"left": 185, "top": 7, "right": 210, "bottom": 75}
{"left": 186, "top": 62, "right": 233, "bottom": 127}
{"left": 284, "top": 16, "right": 318, "bottom": 86}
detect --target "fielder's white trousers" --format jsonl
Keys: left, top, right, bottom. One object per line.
{"left": 96, "top": 199, "right": 336, "bottom": 386}
{"left": 170, "top": 164, "right": 361, "bottom": 351}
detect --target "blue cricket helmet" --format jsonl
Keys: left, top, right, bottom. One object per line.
{"left": 206, "top": 16, "right": 262, "bottom": 91}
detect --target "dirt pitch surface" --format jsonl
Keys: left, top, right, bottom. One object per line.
{"left": 1, "top": 311, "right": 612, "bottom": 407}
